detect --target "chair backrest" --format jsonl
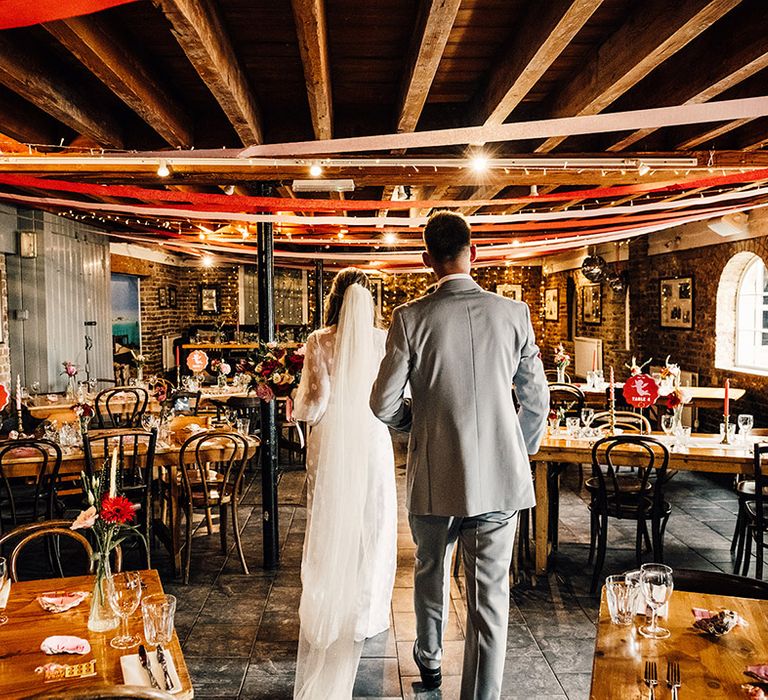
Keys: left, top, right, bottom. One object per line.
{"left": 755, "top": 443, "right": 768, "bottom": 543}
{"left": 545, "top": 369, "right": 571, "bottom": 384}
{"left": 178, "top": 430, "right": 250, "bottom": 507}
{"left": 83, "top": 428, "right": 158, "bottom": 490}
{"left": 673, "top": 567, "right": 768, "bottom": 600}
{"left": 548, "top": 382, "right": 585, "bottom": 417}
{"left": 590, "top": 435, "right": 670, "bottom": 519}
{"left": 170, "top": 390, "right": 202, "bottom": 415}
{"left": 94, "top": 387, "right": 149, "bottom": 429}
{"left": 592, "top": 410, "right": 651, "bottom": 434}
{"left": 0, "top": 439, "right": 63, "bottom": 528}
{"left": 26, "top": 684, "right": 175, "bottom": 699}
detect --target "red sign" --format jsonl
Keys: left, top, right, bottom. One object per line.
{"left": 0, "top": 383, "right": 8, "bottom": 412}
{"left": 623, "top": 374, "right": 659, "bottom": 409}
{"left": 186, "top": 350, "right": 209, "bottom": 374}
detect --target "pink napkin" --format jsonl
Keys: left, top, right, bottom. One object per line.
{"left": 692, "top": 607, "right": 748, "bottom": 626}
{"left": 40, "top": 635, "right": 91, "bottom": 655}
{"left": 746, "top": 665, "right": 768, "bottom": 682}
{"left": 36, "top": 591, "right": 88, "bottom": 613}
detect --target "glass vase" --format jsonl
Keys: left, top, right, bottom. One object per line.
{"left": 88, "top": 553, "right": 119, "bottom": 632}
{"left": 66, "top": 375, "right": 77, "bottom": 399}
{"left": 217, "top": 373, "right": 228, "bottom": 388}
{"left": 556, "top": 366, "right": 566, "bottom": 383}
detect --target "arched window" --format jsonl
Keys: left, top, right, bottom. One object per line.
{"left": 735, "top": 256, "right": 768, "bottom": 370}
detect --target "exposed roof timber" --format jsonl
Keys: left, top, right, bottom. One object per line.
{"left": 0, "top": 34, "right": 124, "bottom": 148}
{"left": 290, "top": 0, "right": 333, "bottom": 140}
{"left": 677, "top": 116, "right": 758, "bottom": 150}
{"left": 536, "top": 0, "right": 742, "bottom": 153}
{"left": 153, "top": 0, "right": 263, "bottom": 145}
{"left": 477, "top": 0, "right": 603, "bottom": 127}
{"left": 460, "top": 185, "right": 507, "bottom": 215}
{"left": 43, "top": 16, "right": 193, "bottom": 148}
{"left": 0, "top": 90, "right": 64, "bottom": 146}
{"left": 497, "top": 185, "right": 558, "bottom": 215}
{"left": 395, "top": 0, "right": 461, "bottom": 135}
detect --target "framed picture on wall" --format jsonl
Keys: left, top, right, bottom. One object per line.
{"left": 157, "top": 287, "right": 168, "bottom": 309}
{"left": 660, "top": 276, "right": 693, "bottom": 329}
{"left": 168, "top": 286, "right": 177, "bottom": 308}
{"left": 496, "top": 283, "right": 523, "bottom": 301}
{"left": 581, "top": 284, "right": 602, "bottom": 325}
{"left": 544, "top": 288, "right": 559, "bottom": 321}
{"left": 199, "top": 284, "right": 220, "bottom": 314}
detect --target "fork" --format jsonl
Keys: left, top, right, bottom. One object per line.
{"left": 644, "top": 660, "right": 658, "bottom": 700}
{"left": 667, "top": 660, "right": 681, "bottom": 700}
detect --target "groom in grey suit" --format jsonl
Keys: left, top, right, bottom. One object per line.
{"left": 370, "top": 211, "right": 549, "bottom": 699}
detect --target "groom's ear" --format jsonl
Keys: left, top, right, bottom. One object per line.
{"left": 422, "top": 250, "right": 433, "bottom": 269}
{"left": 469, "top": 244, "right": 477, "bottom": 263}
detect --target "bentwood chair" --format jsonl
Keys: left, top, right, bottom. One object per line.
{"left": 93, "top": 387, "right": 149, "bottom": 429}
{"left": 592, "top": 410, "right": 652, "bottom": 434}
{"left": 740, "top": 442, "right": 768, "bottom": 579}
{"left": 176, "top": 429, "right": 253, "bottom": 584}
{"left": 83, "top": 428, "right": 158, "bottom": 568}
{"left": 589, "top": 435, "right": 671, "bottom": 593}
{"left": 673, "top": 567, "right": 768, "bottom": 600}
{"left": 732, "top": 430, "right": 768, "bottom": 575}
{"left": 27, "top": 685, "right": 174, "bottom": 699}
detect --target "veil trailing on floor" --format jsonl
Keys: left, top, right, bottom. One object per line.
{"left": 294, "top": 283, "right": 381, "bottom": 699}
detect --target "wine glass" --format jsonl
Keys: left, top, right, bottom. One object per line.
{"left": 0, "top": 557, "right": 9, "bottom": 625}
{"left": 661, "top": 414, "right": 675, "bottom": 438}
{"left": 639, "top": 563, "right": 673, "bottom": 639}
{"left": 738, "top": 414, "right": 754, "bottom": 444}
{"left": 106, "top": 571, "right": 143, "bottom": 649}
{"left": 142, "top": 414, "right": 160, "bottom": 432}
{"left": 581, "top": 408, "right": 595, "bottom": 429}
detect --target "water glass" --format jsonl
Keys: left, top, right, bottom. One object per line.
{"left": 566, "top": 417, "right": 581, "bottom": 437}
{"left": 605, "top": 573, "right": 641, "bottom": 626}
{"left": 675, "top": 426, "right": 692, "bottom": 449}
{"left": 581, "top": 408, "right": 595, "bottom": 428}
{"left": 594, "top": 369, "right": 604, "bottom": 389}
{"left": 142, "top": 594, "right": 176, "bottom": 646}
{"left": 236, "top": 418, "right": 250, "bottom": 436}
{"left": 0, "top": 557, "right": 8, "bottom": 625}
{"left": 738, "top": 414, "right": 754, "bottom": 443}
{"left": 661, "top": 414, "right": 675, "bottom": 437}
{"left": 638, "top": 563, "right": 673, "bottom": 639}
{"left": 585, "top": 371, "right": 595, "bottom": 390}
{"left": 106, "top": 571, "right": 143, "bottom": 649}
{"left": 719, "top": 422, "right": 737, "bottom": 442}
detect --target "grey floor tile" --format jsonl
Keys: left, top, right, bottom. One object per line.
{"left": 185, "top": 656, "right": 248, "bottom": 697}
{"left": 353, "top": 658, "right": 402, "bottom": 697}
{"left": 558, "top": 672, "right": 593, "bottom": 700}
{"left": 401, "top": 674, "right": 462, "bottom": 699}
{"left": 363, "top": 628, "right": 398, "bottom": 658}
{"left": 183, "top": 621, "right": 258, "bottom": 658}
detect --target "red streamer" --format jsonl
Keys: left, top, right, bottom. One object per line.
{"left": 0, "top": 0, "right": 136, "bottom": 30}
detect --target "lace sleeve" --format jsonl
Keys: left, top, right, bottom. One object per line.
{"left": 293, "top": 333, "right": 330, "bottom": 426}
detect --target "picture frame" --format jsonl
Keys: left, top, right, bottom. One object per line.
{"left": 199, "top": 284, "right": 220, "bottom": 314}
{"left": 544, "top": 288, "right": 559, "bottom": 321}
{"left": 660, "top": 276, "right": 693, "bottom": 329}
{"left": 496, "top": 283, "right": 523, "bottom": 301}
{"left": 157, "top": 287, "right": 168, "bottom": 309}
{"left": 168, "top": 286, "right": 177, "bottom": 309}
{"left": 581, "top": 284, "right": 602, "bottom": 325}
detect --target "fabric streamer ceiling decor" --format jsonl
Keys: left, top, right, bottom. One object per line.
{"left": 0, "top": 0, "right": 136, "bottom": 30}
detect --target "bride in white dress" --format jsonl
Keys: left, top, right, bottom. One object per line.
{"left": 292, "top": 268, "right": 397, "bottom": 699}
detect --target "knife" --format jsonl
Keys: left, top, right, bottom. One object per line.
{"left": 138, "top": 644, "right": 161, "bottom": 689}
{"left": 156, "top": 643, "right": 174, "bottom": 691}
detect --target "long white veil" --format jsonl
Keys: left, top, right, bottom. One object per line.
{"left": 294, "top": 283, "right": 380, "bottom": 699}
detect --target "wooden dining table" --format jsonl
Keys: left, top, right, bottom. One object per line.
{"left": 530, "top": 432, "right": 755, "bottom": 575}
{"left": 573, "top": 383, "right": 746, "bottom": 410}
{"left": 590, "top": 587, "right": 768, "bottom": 698}
{"left": 0, "top": 570, "right": 193, "bottom": 699}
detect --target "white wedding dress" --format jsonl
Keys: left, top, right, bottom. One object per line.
{"left": 292, "top": 284, "right": 397, "bottom": 700}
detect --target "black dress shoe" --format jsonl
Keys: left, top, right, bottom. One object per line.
{"left": 413, "top": 641, "right": 441, "bottom": 690}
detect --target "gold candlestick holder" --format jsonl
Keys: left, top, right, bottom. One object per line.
{"left": 721, "top": 413, "right": 731, "bottom": 444}
{"left": 16, "top": 405, "right": 25, "bottom": 439}
{"left": 609, "top": 394, "right": 616, "bottom": 436}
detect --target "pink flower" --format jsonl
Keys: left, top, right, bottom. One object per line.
{"left": 255, "top": 383, "right": 275, "bottom": 402}
{"left": 70, "top": 506, "right": 98, "bottom": 531}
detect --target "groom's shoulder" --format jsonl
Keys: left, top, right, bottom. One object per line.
{"left": 393, "top": 291, "right": 436, "bottom": 317}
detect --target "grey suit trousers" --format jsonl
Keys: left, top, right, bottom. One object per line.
{"left": 409, "top": 510, "right": 518, "bottom": 700}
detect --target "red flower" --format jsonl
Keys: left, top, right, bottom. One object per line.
{"left": 286, "top": 353, "right": 304, "bottom": 369}
{"left": 100, "top": 495, "right": 136, "bottom": 525}
{"left": 666, "top": 393, "right": 682, "bottom": 410}
{"left": 272, "top": 347, "right": 286, "bottom": 360}
{"left": 260, "top": 359, "right": 280, "bottom": 377}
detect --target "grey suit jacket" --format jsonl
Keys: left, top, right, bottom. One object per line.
{"left": 370, "top": 277, "right": 549, "bottom": 517}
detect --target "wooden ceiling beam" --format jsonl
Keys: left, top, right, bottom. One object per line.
{"left": 536, "top": 0, "right": 741, "bottom": 153}
{"left": 477, "top": 0, "right": 603, "bottom": 127}
{"left": 153, "top": 0, "right": 263, "bottom": 146}
{"left": 0, "top": 89, "right": 65, "bottom": 146}
{"left": 676, "top": 117, "right": 756, "bottom": 150}
{"left": 290, "top": 0, "right": 333, "bottom": 140}
{"left": 395, "top": 0, "right": 461, "bottom": 135}
{"left": 460, "top": 185, "right": 507, "bottom": 215}
{"left": 43, "top": 16, "right": 193, "bottom": 148}
{"left": 0, "top": 34, "right": 124, "bottom": 148}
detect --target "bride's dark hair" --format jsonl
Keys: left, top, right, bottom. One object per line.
{"left": 324, "top": 267, "right": 371, "bottom": 326}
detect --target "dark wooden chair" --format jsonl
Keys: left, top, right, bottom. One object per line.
{"left": 27, "top": 684, "right": 174, "bottom": 699}
{"left": 83, "top": 428, "right": 157, "bottom": 568}
{"left": 740, "top": 442, "right": 768, "bottom": 579}
{"left": 93, "top": 387, "right": 149, "bottom": 429}
{"left": 588, "top": 435, "right": 671, "bottom": 593}
{"left": 170, "top": 390, "right": 202, "bottom": 416}
{"left": 673, "top": 567, "right": 768, "bottom": 600}
{"left": 592, "top": 410, "right": 652, "bottom": 434}
{"left": 731, "top": 430, "right": 768, "bottom": 575}
{"left": 177, "top": 430, "right": 253, "bottom": 584}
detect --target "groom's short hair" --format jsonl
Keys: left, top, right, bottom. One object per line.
{"left": 423, "top": 211, "right": 471, "bottom": 263}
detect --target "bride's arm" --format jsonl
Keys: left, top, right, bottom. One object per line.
{"left": 292, "top": 333, "right": 330, "bottom": 426}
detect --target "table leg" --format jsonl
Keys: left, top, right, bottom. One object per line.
{"left": 534, "top": 460, "right": 549, "bottom": 576}
{"left": 169, "top": 466, "right": 183, "bottom": 575}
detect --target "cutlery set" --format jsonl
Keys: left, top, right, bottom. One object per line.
{"left": 643, "top": 661, "right": 681, "bottom": 699}
{"left": 138, "top": 643, "right": 174, "bottom": 691}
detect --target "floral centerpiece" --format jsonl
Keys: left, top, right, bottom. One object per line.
{"left": 61, "top": 361, "right": 78, "bottom": 398}
{"left": 72, "top": 402, "right": 94, "bottom": 434}
{"left": 658, "top": 355, "right": 681, "bottom": 394}
{"left": 210, "top": 358, "right": 232, "bottom": 389}
{"left": 625, "top": 355, "right": 652, "bottom": 376}
{"left": 70, "top": 449, "right": 146, "bottom": 631}
{"left": 554, "top": 344, "right": 571, "bottom": 383}
{"left": 238, "top": 342, "right": 305, "bottom": 402}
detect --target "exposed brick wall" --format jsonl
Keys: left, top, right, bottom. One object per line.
{"left": 179, "top": 265, "right": 239, "bottom": 329}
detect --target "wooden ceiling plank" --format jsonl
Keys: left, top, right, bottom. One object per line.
{"left": 0, "top": 91, "right": 62, "bottom": 146}
{"left": 536, "top": 0, "right": 742, "bottom": 153}
{"left": 395, "top": 0, "right": 462, "bottom": 135}
{"left": 153, "top": 0, "right": 263, "bottom": 145}
{"left": 290, "top": 0, "right": 333, "bottom": 140}
{"left": 478, "top": 0, "right": 603, "bottom": 127}
{"left": 461, "top": 184, "right": 506, "bottom": 215}
{"left": 44, "top": 16, "right": 193, "bottom": 148}
{"left": 0, "top": 34, "right": 124, "bottom": 148}
{"left": 677, "top": 117, "right": 755, "bottom": 149}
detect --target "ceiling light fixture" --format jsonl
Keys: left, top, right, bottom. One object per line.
{"left": 201, "top": 254, "right": 214, "bottom": 267}
{"left": 309, "top": 163, "right": 323, "bottom": 177}
{"left": 529, "top": 185, "right": 538, "bottom": 196}
{"left": 223, "top": 185, "right": 236, "bottom": 195}
{"left": 470, "top": 154, "right": 489, "bottom": 172}
{"left": 637, "top": 161, "right": 651, "bottom": 176}
{"left": 383, "top": 232, "right": 397, "bottom": 245}
{"left": 156, "top": 160, "right": 170, "bottom": 177}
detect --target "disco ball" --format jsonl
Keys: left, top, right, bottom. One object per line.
{"left": 606, "top": 270, "right": 627, "bottom": 293}
{"left": 581, "top": 254, "right": 606, "bottom": 282}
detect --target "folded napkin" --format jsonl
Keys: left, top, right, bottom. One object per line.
{"left": 0, "top": 578, "right": 10, "bottom": 608}
{"left": 746, "top": 665, "right": 768, "bottom": 682}
{"left": 37, "top": 590, "right": 88, "bottom": 613}
{"left": 40, "top": 635, "right": 91, "bottom": 655}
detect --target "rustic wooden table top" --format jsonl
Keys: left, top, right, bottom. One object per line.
{"left": 0, "top": 570, "right": 193, "bottom": 699}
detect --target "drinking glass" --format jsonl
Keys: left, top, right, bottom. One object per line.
{"left": 0, "top": 557, "right": 8, "bottom": 625}
{"left": 675, "top": 426, "right": 691, "bottom": 449}
{"left": 719, "top": 422, "right": 736, "bottom": 442}
{"left": 639, "top": 563, "right": 673, "bottom": 639}
{"left": 566, "top": 417, "right": 581, "bottom": 437}
{"left": 236, "top": 418, "right": 250, "bottom": 436}
{"left": 661, "top": 414, "right": 675, "bottom": 438}
{"left": 141, "top": 414, "right": 160, "bottom": 432}
{"left": 142, "top": 594, "right": 176, "bottom": 646}
{"left": 31, "top": 381, "right": 40, "bottom": 396}
{"left": 738, "top": 414, "right": 754, "bottom": 443}
{"left": 585, "top": 371, "right": 595, "bottom": 391}
{"left": 594, "top": 369, "right": 604, "bottom": 389}
{"left": 605, "top": 573, "right": 641, "bottom": 626}
{"left": 581, "top": 408, "right": 595, "bottom": 429}
{"left": 106, "top": 571, "right": 143, "bottom": 649}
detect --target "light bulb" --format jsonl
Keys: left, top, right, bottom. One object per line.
{"left": 309, "top": 163, "right": 323, "bottom": 177}
{"left": 201, "top": 254, "right": 214, "bottom": 267}
{"left": 383, "top": 232, "right": 397, "bottom": 245}
{"left": 157, "top": 160, "right": 170, "bottom": 177}
{"left": 470, "top": 154, "right": 489, "bottom": 172}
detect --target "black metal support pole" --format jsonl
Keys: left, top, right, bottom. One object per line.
{"left": 257, "top": 194, "right": 280, "bottom": 569}
{"left": 313, "top": 259, "right": 324, "bottom": 329}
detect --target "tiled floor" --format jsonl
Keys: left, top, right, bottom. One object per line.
{"left": 145, "top": 438, "right": 754, "bottom": 699}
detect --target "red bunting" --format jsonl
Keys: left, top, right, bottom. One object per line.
{"left": 0, "top": 0, "right": 136, "bottom": 30}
